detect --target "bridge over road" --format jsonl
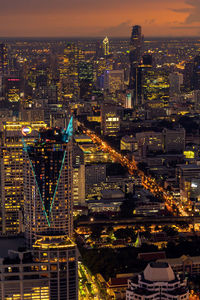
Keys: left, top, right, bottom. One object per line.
{"left": 76, "top": 216, "right": 200, "bottom": 228}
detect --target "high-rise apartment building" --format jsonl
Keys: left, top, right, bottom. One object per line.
{"left": 0, "top": 121, "right": 47, "bottom": 236}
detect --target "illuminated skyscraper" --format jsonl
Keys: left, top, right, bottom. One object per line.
{"left": 0, "top": 121, "right": 47, "bottom": 236}
{"left": 23, "top": 118, "right": 74, "bottom": 245}
{"left": 103, "top": 37, "right": 109, "bottom": 56}
{"left": 78, "top": 61, "right": 93, "bottom": 99}
{"left": 59, "top": 44, "right": 83, "bottom": 100}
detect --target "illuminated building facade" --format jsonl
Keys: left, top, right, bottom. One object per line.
{"left": 59, "top": 44, "right": 83, "bottom": 100}
{"left": 0, "top": 121, "right": 47, "bottom": 235}
{"left": 78, "top": 61, "right": 93, "bottom": 99}
{"left": 103, "top": 37, "right": 109, "bottom": 56}
{"left": 0, "top": 236, "right": 77, "bottom": 300}
{"left": 126, "top": 262, "right": 189, "bottom": 300}
{"left": 3, "top": 77, "right": 21, "bottom": 103}
{"left": 142, "top": 68, "right": 169, "bottom": 104}
{"left": 0, "top": 43, "right": 8, "bottom": 76}
{"left": 104, "top": 70, "right": 124, "bottom": 94}
{"left": 101, "top": 103, "right": 120, "bottom": 136}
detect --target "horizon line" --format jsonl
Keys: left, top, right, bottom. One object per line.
{"left": 0, "top": 35, "right": 200, "bottom": 39}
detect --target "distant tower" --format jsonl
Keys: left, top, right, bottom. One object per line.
{"left": 129, "top": 25, "right": 143, "bottom": 106}
{"left": 103, "top": 37, "right": 109, "bottom": 56}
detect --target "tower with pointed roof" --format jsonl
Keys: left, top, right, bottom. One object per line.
{"left": 23, "top": 117, "right": 74, "bottom": 246}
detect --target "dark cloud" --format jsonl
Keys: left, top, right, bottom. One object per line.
{"left": 172, "top": 0, "right": 200, "bottom": 24}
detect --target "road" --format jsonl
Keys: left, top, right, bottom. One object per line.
{"left": 78, "top": 262, "right": 104, "bottom": 300}
{"left": 79, "top": 122, "right": 188, "bottom": 217}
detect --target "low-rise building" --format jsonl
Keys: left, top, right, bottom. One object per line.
{"left": 126, "top": 262, "right": 189, "bottom": 300}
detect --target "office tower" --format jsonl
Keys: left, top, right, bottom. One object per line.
{"left": 193, "top": 55, "right": 200, "bottom": 90}
{"left": 0, "top": 121, "right": 47, "bottom": 236}
{"left": 23, "top": 122, "right": 74, "bottom": 245}
{"left": 142, "top": 54, "right": 153, "bottom": 66}
{"left": 59, "top": 44, "right": 83, "bottom": 101}
{"left": 129, "top": 25, "right": 143, "bottom": 106}
{"left": 78, "top": 61, "right": 93, "bottom": 99}
{"left": 169, "top": 72, "right": 183, "bottom": 97}
{"left": 184, "top": 61, "right": 193, "bottom": 90}
{"left": 103, "top": 36, "right": 109, "bottom": 56}
{"left": 73, "top": 144, "right": 85, "bottom": 206}
{"left": 142, "top": 67, "right": 169, "bottom": 104}
{"left": 95, "top": 41, "right": 104, "bottom": 58}
{"left": 2, "top": 76, "right": 21, "bottom": 103}
{"left": 94, "top": 57, "right": 113, "bottom": 88}
{"left": 0, "top": 237, "right": 77, "bottom": 300}
{"left": 163, "top": 128, "right": 185, "bottom": 153}
{"left": 101, "top": 103, "right": 120, "bottom": 136}
{"left": 136, "top": 131, "right": 163, "bottom": 157}
{"left": 126, "top": 262, "right": 189, "bottom": 300}
{"left": 104, "top": 70, "right": 124, "bottom": 94}
{"left": 0, "top": 43, "right": 8, "bottom": 76}
{"left": 124, "top": 90, "right": 133, "bottom": 108}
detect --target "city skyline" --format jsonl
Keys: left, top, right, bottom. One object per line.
{"left": 1, "top": 0, "right": 200, "bottom": 37}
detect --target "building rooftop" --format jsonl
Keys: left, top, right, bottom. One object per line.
{"left": 143, "top": 262, "right": 175, "bottom": 282}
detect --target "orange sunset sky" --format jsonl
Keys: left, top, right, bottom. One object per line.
{"left": 0, "top": 0, "right": 200, "bottom": 37}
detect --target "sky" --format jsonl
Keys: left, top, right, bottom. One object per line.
{"left": 0, "top": 0, "right": 200, "bottom": 37}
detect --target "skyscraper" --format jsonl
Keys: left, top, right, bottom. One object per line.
{"left": 21, "top": 117, "right": 78, "bottom": 300}
{"left": 23, "top": 118, "right": 74, "bottom": 245}
{"left": 0, "top": 43, "right": 8, "bottom": 76}
{"left": 59, "top": 44, "right": 83, "bottom": 101}
{"left": 129, "top": 25, "right": 143, "bottom": 105}
{"left": 103, "top": 36, "right": 109, "bottom": 56}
